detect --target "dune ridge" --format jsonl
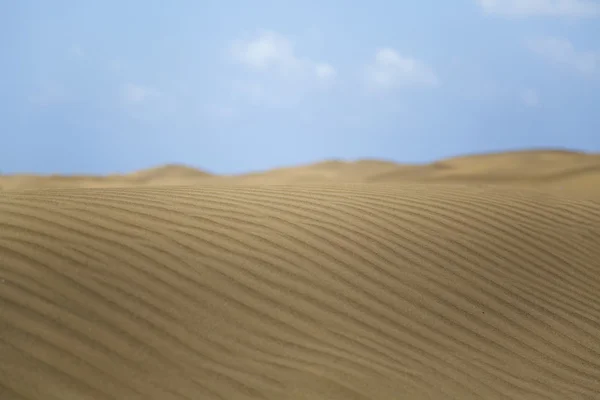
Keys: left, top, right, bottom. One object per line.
{"left": 2, "top": 149, "right": 600, "bottom": 198}
{"left": 1, "top": 182, "right": 599, "bottom": 399}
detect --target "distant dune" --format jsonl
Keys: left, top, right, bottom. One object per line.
{"left": 1, "top": 149, "right": 600, "bottom": 399}
{"left": 1, "top": 149, "right": 599, "bottom": 198}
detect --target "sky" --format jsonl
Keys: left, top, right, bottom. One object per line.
{"left": 1, "top": 0, "right": 599, "bottom": 175}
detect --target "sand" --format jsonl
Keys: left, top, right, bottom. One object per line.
{"left": 1, "top": 149, "right": 599, "bottom": 399}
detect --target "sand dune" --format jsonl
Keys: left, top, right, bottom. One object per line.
{"left": 2, "top": 149, "right": 600, "bottom": 198}
{"left": 1, "top": 150, "right": 600, "bottom": 399}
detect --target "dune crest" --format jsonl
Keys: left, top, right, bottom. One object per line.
{"left": 127, "top": 163, "right": 212, "bottom": 180}
{"left": 1, "top": 183, "right": 599, "bottom": 399}
{"left": 1, "top": 150, "right": 600, "bottom": 198}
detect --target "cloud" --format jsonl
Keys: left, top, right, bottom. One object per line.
{"left": 231, "top": 31, "right": 294, "bottom": 70}
{"left": 527, "top": 36, "right": 599, "bottom": 75}
{"left": 315, "top": 63, "right": 336, "bottom": 80}
{"left": 226, "top": 30, "right": 337, "bottom": 109}
{"left": 121, "top": 83, "right": 160, "bottom": 104}
{"left": 476, "top": 0, "right": 600, "bottom": 17}
{"left": 365, "top": 48, "right": 438, "bottom": 90}
{"left": 230, "top": 30, "right": 336, "bottom": 82}
{"left": 521, "top": 88, "right": 540, "bottom": 106}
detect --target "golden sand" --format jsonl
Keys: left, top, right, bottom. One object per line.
{"left": 1, "top": 150, "right": 599, "bottom": 399}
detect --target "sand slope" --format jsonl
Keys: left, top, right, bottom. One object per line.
{"left": 1, "top": 183, "right": 600, "bottom": 399}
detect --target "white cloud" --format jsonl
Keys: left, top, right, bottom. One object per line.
{"left": 231, "top": 31, "right": 294, "bottom": 70}
{"left": 476, "top": 0, "right": 600, "bottom": 17}
{"left": 121, "top": 83, "right": 160, "bottom": 104}
{"left": 315, "top": 63, "right": 336, "bottom": 80}
{"left": 230, "top": 30, "right": 336, "bottom": 82}
{"left": 527, "top": 36, "right": 599, "bottom": 75}
{"left": 365, "top": 48, "right": 438, "bottom": 90}
{"left": 227, "top": 30, "right": 337, "bottom": 109}
{"left": 521, "top": 88, "right": 540, "bottom": 106}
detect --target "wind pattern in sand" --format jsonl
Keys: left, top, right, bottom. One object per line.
{"left": 1, "top": 184, "right": 600, "bottom": 399}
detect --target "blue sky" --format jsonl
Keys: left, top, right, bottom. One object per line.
{"left": 2, "top": 0, "right": 599, "bottom": 175}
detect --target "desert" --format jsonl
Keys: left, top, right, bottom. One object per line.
{"left": 4, "top": 1, "right": 600, "bottom": 398}
{"left": 1, "top": 149, "right": 599, "bottom": 399}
